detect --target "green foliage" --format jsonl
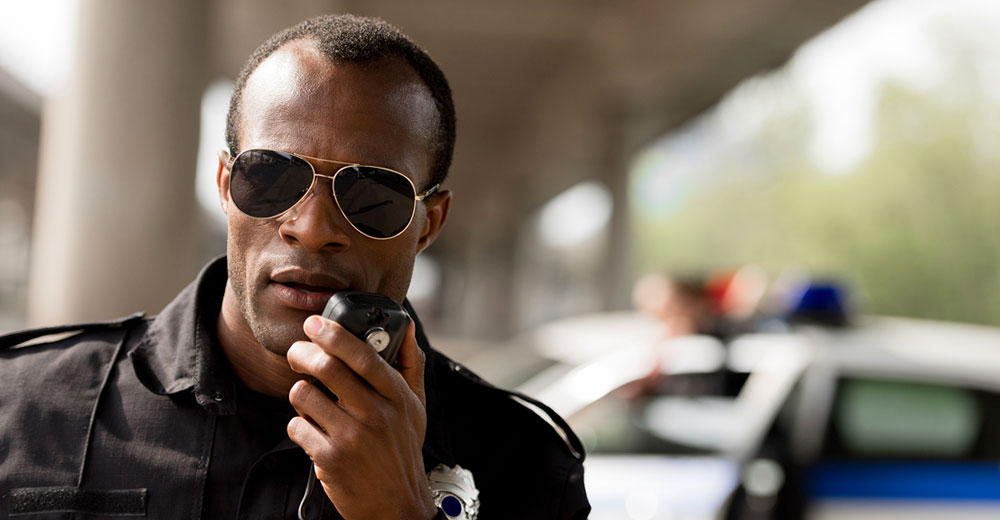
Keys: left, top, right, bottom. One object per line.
{"left": 632, "top": 73, "right": 1000, "bottom": 326}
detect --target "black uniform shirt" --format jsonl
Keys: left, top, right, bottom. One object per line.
{"left": 0, "top": 257, "right": 591, "bottom": 519}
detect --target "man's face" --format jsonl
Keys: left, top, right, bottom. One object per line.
{"left": 217, "top": 40, "right": 449, "bottom": 355}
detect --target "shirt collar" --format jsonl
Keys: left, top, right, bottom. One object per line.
{"left": 129, "top": 256, "right": 237, "bottom": 415}
{"left": 128, "top": 256, "right": 455, "bottom": 467}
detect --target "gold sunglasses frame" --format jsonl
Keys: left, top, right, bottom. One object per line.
{"left": 226, "top": 148, "right": 440, "bottom": 240}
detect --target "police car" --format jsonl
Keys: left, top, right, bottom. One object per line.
{"left": 502, "top": 312, "right": 1000, "bottom": 520}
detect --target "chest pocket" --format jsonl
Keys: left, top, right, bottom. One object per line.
{"left": 1, "top": 316, "right": 148, "bottom": 518}
{"left": 9, "top": 487, "right": 146, "bottom": 517}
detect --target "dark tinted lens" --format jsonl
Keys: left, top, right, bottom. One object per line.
{"left": 230, "top": 150, "right": 314, "bottom": 218}
{"left": 334, "top": 166, "right": 415, "bottom": 238}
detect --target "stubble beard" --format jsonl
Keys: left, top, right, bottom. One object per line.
{"left": 228, "top": 260, "right": 305, "bottom": 357}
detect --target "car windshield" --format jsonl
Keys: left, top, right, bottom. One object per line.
{"left": 568, "top": 381, "right": 738, "bottom": 456}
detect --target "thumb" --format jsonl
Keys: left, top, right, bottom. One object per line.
{"left": 395, "top": 322, "right": 426, "bottom": 408}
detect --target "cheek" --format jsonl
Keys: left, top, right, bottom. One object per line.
{"left": 226, "top": 215, "right": 274, "bottom": 284}
{"left": 370, "top": 237, "right": 420, "bottom": 301}
{"left": 228, "top": 213, "right": 273, "bottom": 249}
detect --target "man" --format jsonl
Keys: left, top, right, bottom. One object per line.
{"left": 0, "top": 14, "right": 590, "bottom": 519}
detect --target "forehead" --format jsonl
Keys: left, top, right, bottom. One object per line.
{"left": 238, "top": 40, "right": 438, "bottom": 183}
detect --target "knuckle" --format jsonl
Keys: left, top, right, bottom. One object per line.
{"left": 360, "top": 405, "right": 391, "bottom": 430}
{"left": 313, "top": 465, "right": 335, "bottom": 483}
{"left": 302, "top": 381, "right": 327, "bottom": 408}
{"left": 334, "top": 427, "right": 362, "bottom": 455}
{"left": 314, "top": 353, "right": 342, "bottom": 379}
{"left": 286, "top": 341, "right": 310, "bottom": 366}
{"left": 288, "top": 381, "right": 305, "bottom": 406}
{"left": 316, "top": 442, "right": 337, "bottom": 464}
{"left": 353, "top": 347, "right": 382, "bottom": 375}
{"left": 326, "top": 323, "right": 354, "bottom": 346}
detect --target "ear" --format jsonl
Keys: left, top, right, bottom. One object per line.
{"left": 216, "top": 149, "right": 231, "bottom": 215}
{"left": 416, "top": 189, "right": 451, "bottom": 254}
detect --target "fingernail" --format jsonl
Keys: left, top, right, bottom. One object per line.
{"left": 304, "top": 316, "right": 324, "bottom": 336}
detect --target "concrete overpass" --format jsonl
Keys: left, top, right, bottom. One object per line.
{"left": 16, "top": 0, "right": 870, "bottom": 340}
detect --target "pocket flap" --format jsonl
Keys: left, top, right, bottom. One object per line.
{"left": 9, "top": 486, "right": 146, "bottom": 516}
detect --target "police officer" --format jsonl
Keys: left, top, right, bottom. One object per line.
{"left": 0, "top": 14, "right": 589, "bottom": 519}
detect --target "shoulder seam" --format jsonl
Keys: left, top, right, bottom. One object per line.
{"left": 508, "top": 394, "right": 583, "bottom": 460}
{"left": 435, "top": 357, "right": 585, "bottom": 461}
{"left": 0, "top": 312, "right": 146, "bottom": 350}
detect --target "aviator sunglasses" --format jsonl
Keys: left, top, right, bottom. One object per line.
{"left": 227, "top": 149, "right": 439, "bottom": 240}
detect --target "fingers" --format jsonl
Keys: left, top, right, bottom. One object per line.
{"left": 287, "top": 340, "right": 373, "bottom": 409}
{"left": 395, "top": 322, "right": 427, "bottom": 409}
{"left": 286, "top": 412, "right": 355, "bottom": 483}
{"left": 301, "top": 315, "right": 400, "bottom": 397}
{"left": 287, "top": 415, "right": 326, "bottom": 454}
{"left": 286, "top": 316, "right": 433, "bottom": 520}
{"left": 287, "top": 378, "right": 351, "bottom": 433}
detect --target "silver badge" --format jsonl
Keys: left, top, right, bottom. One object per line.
{"left": 427, "top": 464, "right": 479, "bottom": 520}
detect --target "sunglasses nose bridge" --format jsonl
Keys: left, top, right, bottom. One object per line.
{"left": 309, "top": 172, "right": 340, "bottom": 207}
{"left": 294, "top": 173, "right": 338, "bottom": 213}
{"left": 279, "top": 176, "right": 356, "bottom": 251}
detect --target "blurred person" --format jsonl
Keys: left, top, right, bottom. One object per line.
{"left": 627, "top": 272, "right": 725, "bottom": 398}
{"left": 0, "top": 15, "right": 589, "bottom": 519}
{"left": 704, "top": 265, "right": 770, "bottom": 339}
{"left": 632, "top": 272, "right": 713, "bottom": 339}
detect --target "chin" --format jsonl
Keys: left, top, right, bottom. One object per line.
{"left": 260, "top": 327, "right": 307, "bottom": 356}
{"left": 247, "top": 308, "right": 309, "bottom": 356}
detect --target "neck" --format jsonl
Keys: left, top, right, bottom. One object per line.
{"left": 216, "top": 282, "right": 301, "bottom": 397}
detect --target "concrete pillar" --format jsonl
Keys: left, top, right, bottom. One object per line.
{"left": 598, "top": 99, "right": 636, "bottom": 313}
{"left": 28, "top": 0, "right": 209, "bottom": 326}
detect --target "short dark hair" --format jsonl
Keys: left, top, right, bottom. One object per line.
{"left": 225, "top": 14, "right": 456, "bottom": 189}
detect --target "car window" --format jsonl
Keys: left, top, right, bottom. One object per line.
{"left": 568, "top": 377, "right": 729, "bottom": 455}
{"left": 824, "top": 377, "right": 1000, "bottom": 459}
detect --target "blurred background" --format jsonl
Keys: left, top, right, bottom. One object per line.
{"left": 4, "top": 0, "right": 1000, "bottom": 518}
{"left": 2, "top": 0, "right": 999, "bottom": 339}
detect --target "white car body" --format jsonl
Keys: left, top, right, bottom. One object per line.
{"left": 511, "top": 314, "right": 1000, "bottom": 520}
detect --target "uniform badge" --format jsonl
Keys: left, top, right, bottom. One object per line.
{"left": 427, "top": 464, "right": 479, "bottom": 519}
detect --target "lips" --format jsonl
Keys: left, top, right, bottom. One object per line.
{"left": 268, "top": 268, "right": 347, "bottom": 312}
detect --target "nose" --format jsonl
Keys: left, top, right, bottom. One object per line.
{"left": 278, "top": 179, "right": 353, "bottom": 252}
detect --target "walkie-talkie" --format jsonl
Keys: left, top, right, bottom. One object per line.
{"left": 306, "top": 292, "right": 411, "bottom": 402}
{"left": 299, "top": 292, "right": 412, "bottom": 519}
{"left": 321, "top": 291, "right": 410, "bottom": 364}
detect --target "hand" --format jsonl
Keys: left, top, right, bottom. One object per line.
{"left": 286, "top": 315, "right": 437, "bottom": 520}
